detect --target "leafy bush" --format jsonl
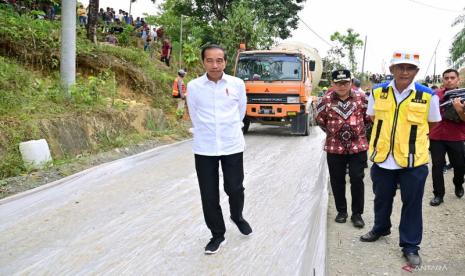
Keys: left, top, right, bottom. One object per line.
{"left": 70, "top": 72, "right": 117, "bottom": 107}
{"left": 0, "top": 4, "right": 61, "bottom": 68}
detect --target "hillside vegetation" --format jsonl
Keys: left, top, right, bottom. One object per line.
{"left": 0, "top": 5, "right": 192, "bottom": 178}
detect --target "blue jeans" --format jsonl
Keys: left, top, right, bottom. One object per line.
{"left": 79, "top": 16, "right": 87, "bottom": 26}
{"left": 371, "top": 164, "right": 428, "bottom": 254}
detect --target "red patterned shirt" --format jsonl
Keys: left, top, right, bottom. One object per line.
{"left": 316, "top": 90, "right": 369, "bottom": 154}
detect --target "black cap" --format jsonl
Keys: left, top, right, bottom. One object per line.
{"left": 331, "top": 69, "right": 352, "bottom": 82}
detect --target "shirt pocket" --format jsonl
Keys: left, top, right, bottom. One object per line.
{"left": 220, "top": 86, "right": 240, "bottom": 109}
{"left": 225, "top": 86, "right": 241, "bottom": 99}
{"left": 373, "top": 100, "right": 391, "bottom": 119}
{"left": 407, "top": 103, "right": 427, "bottom": 123}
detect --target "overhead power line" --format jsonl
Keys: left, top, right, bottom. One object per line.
{"left": 298, "top": 17, "right": 334, "bottom": 48}
{"left": 406, "top": 0, "right": 462, "bottom": 13}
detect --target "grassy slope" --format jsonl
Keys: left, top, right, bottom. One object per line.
{"left": 0, "top": 5, "right": 192, "bottom": 178}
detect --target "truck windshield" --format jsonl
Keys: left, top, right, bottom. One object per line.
{"left": 236, "top": 54, "right": 302, "bottom": 81}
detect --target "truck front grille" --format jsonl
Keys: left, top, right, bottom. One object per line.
{"left": 247, "top": 93, "right": 297, "bottom": 104}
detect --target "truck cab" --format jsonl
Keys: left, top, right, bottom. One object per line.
{"left": 234, "top": 46, "right": 320, "bottom": 135}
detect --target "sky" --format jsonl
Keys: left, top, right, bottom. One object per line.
{"left": 291, "top": 0, "right": 464, "bottom": 78}
{"left": 80, "top": 0, "right": 464, "bottom": 78}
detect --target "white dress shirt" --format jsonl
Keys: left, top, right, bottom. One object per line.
{"left": 186, "top": 73, "right": 247, "bottom": 156}
{"left": 367, "top": 80, "right": 441, "bottom": 169}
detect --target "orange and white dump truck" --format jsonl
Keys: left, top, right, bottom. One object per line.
{"left": 234, "top": 42, "right": 322, "bottom": 135}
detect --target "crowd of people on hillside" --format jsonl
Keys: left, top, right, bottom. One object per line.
{"left": 369, "top": 73, "right": 393, "bottom": 84}
{"left": 425, "top": 74, "right": 442, "bottom": 84}
{"left": 2, "top": 1, "right": 173, "bottom": 66}
{"left": 2, "top": 0, "right": 58, "bottom": 19}
{"left": 76, "top": 4, "right": 172, "bottom": 66}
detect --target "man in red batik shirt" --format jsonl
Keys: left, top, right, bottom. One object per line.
{"left": 316, "top": 69, "right": 370, "bottom": 228}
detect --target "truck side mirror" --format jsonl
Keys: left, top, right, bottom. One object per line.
{"left": 309, "top": 60, "right": 316, "bottom": 72}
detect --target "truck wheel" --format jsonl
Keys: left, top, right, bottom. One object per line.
{"left": 242, "top": 118, "right": 250, "bottom": 134}
{"left": 309, "top": 106, "right": 317, "bottom": 126}
{"left": 302, "top": 115, "right": 310, "bottom": 136}
{"left": 299, "top": 113, "right": 310, "bottom": 136}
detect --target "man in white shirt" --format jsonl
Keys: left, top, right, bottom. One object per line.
{"left": 360, "top": 51, "right": 441, "bottom": 268}
{"left": 186, "top": 44, "right": 252, "bottom": 255}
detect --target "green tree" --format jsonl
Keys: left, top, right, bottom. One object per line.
{"left": 251, "top": 0, "right": 305, "bottom": 39}
{"left": 323, "top": 46, "right": 346, "bottom": 74}
{"left": 86, "top": 0, "right": 99, "bottom": 43}
{"left": 167, "top": 0, "right": 305, "bottom": 40}
{"left": 146, "top": 0, "right": 277, "bottom": 71}
{"left": 330, "top": 28, "right": 363, "bottom": 73}
{"left": 211, "top": 0, "right": 276, "bottom": 70}
{"left": 450, "top": 9, "right": 465, "bottom": 68}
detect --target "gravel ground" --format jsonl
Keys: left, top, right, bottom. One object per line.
{"left": 326, "top": 163, "right": 465, "bottom": 275}
{"left": 0, "top": 137, "right": 184, "bottom": 199}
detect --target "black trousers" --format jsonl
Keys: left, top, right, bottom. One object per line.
{"left": 327, "top": 151, "right": 367, "bottom": 215}
{"left": 195, "top": 152, "right": 245, "bottom": 238}
{"left": 430, "top": 140, "right": 465, "bottom": 197}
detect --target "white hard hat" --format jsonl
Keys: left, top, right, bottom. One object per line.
{"left": 390, "top": 51, "right": 420, "bottom": 67}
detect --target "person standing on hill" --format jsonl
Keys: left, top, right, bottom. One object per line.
{"left": 429, "top": 69, "right": 465, "bottom": 206}
{"left": 360, "top": 51, "right": 441, "bottom": 268}
{"left": 77, "top": 4, "right": 87, "bottom": 26}
{"left": 161, "top": 38, "right": 172, "bottom": 67}
{"left": 316, "top": 69, "right": 369, "bottom": 229}
{"left": 172, "top": 69, "right": 187, "bottom": 118}
{"left": 186, "top": 44, "right": 252, "bottom": 255}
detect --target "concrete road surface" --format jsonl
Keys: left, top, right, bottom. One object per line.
{"left": 0, "top": 126, "right": 329, "bottom": 276}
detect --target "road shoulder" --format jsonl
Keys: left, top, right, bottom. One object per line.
{"left": 326, "top": 165, "right": 465, "bottom": 275}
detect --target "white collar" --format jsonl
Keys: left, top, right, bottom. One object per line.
{"left": 388, "top": 80, "right": 416, "bottom": 94}
{"left": 201, "top": 72, "right": 229, "bottom": 84}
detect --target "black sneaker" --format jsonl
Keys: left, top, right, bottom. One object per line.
{"left": 205, "top": 236, "right": 226, "bottom": 255}
{"left": 455, "top": 185, "right": 464, "bottom": 198}
{"left": 230, "top": 217, "right": 253, "bottom": 235}
{"left": 335, "top": 212, "right": 348, "bottom": 223}
{"left": 351, "top": 214, "right": 365, "bottom": 228}
{"left": 430, "top": 196, "right": 444, "bottom": 206}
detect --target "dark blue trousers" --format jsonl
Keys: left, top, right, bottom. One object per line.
{"left": 370, "top": 164, "right": 428, "bottom": 254}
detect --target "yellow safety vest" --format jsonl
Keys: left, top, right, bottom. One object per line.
{"left": 369, "top": 83, "right": 433, "bottom": 168}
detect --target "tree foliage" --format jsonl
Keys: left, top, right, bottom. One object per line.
{"left": 450, "top": 9, "right": 465, "bottom": 68}
{"left": 147, "top": 0, "right": 284, "bottom": 71}
{"left": 330, "top": 28, "right": 363, "bottom": 73}
{"left": 211, "top": 1, "right": 275, "bottom": 69}
{"left": 323, "top": 46, "right": 346, "bottom": 74}
{"left": 164, "top": 0, "right": 305, "bottom": 40}
{"left": 251, "top": 0, "right": 305, "bottom": 39}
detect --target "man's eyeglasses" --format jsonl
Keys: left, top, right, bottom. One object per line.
{"left": 394, "top": 65, "right": 418, "bottom": 73}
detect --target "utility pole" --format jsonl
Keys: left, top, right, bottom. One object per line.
{"left": 129, "top": 0, "right": 133, "bottom": 16}
{"left": 361, "top": 35, "right": 367, "bottom": 79}
{"left": 60, "top": 0, "right": 76, "bottom": 97}
{"left": 424, "top": 40, "right": 440, "bottom": 80}
{"left": 179, "top": 15, "right": 183, "bottom": 69}
{"left": 433, "top": 48, "right": 437, "bottom": 83}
